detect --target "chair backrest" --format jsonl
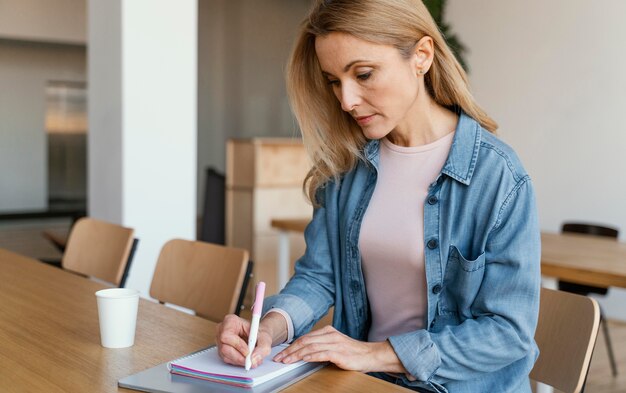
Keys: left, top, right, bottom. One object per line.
{"left": 562, "top": 222, "right": 619, "bottom": 239}
{"left": 530, "top": 288, "right": 600, "bottom": 393}
{"left": 149, "top": 239, "right": 249, "bottom": 322}
{"left": 62, "top": 217, "right": 135, "bottom": 286}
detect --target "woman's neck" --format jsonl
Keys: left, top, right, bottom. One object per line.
{"left": 386, "top": 97, "right": 458, "bottom": 147}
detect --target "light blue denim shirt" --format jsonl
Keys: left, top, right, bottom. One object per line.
{"left": 263, "top": 113, "right": 541, "bottom": 393}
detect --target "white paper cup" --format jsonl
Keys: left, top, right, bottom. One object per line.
{"left": 95, "top": 288, "right": 140, "bottom": 348}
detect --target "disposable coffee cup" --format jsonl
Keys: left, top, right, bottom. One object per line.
{"left": 95, "top": 288, "right": 140, "bottom": 348}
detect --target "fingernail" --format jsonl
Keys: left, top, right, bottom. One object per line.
{"left": 273, "top": 354, "right": 283, "bottom": 362}
{"left": 283, "top": 356, "right": 291, "bottom": 363}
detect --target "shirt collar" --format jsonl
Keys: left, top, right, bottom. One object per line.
{"left": 440, "top": 112, "right": 482, "bottom": 185}
{"left": 363, "top": 112, "right": 482, "bottom": 185}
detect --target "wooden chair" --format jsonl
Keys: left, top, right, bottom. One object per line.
{"left": 149, "top": 239, "right": 251, "bottom": 322}
{"left": 558, "top": 222, "right": 619, "bottom": 376}
{"left": 62, "top": 217, "right": 137, "bottom": 287}
{"left": 530, "top": 288, "right": 600, "bottom": 393}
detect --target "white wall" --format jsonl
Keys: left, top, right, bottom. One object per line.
{"left": 0, "top": 0, "right": 86, "bottom": 44}
{"left": 196, "top": 0, "right": 310, "bottom": 209}
{"left": 0, "top": 41, "right": 86, "bottom": 213}
{"left": 89, "top": 0, "right": 197, "bottom": 297}
{"left": 447, "top": 0, "right": 626, "bottom": 320}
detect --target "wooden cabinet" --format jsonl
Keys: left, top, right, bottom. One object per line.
{"left": 226, "top": 138, "right": 312, "bottom": 297}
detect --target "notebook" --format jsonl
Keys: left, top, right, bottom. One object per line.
{"left": 118, "top": 347, "right": 326, "bottom": 393}
{"left": 168, "top": 344, "right": 312, "bottom": 388}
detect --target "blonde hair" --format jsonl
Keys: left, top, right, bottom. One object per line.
{"left": 287, "top": 0, "right": 497, "bottom": 205}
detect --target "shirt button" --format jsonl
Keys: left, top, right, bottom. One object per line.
{"left": 427, "top": 195, "right": 438, "bottom": 205}
{"left": 430, "top": 319, "right": 436, "bottom": 329}
{"left": 432, "top": 284, "right": 442, "bottom": 294}
{"left": 427, "top": 239, "right": 438, "bottom": 249}
{"left": 351, "top": 281, "right": 360, "bottom": 291}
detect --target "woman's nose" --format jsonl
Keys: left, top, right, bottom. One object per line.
{"left": 338, "top": 83, "right": 361, "bottom": 112}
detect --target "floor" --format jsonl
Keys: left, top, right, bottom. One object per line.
{"left": 586, "top": 319, "right": 626, "bottom": 392}
{"left": 0, "top": 219, "right": 625, "bottom": 392}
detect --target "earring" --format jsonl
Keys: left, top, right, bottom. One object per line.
{"left": 417, "top": 69, "right": 425, "bottom": 75}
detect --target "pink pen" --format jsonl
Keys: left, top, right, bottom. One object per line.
{"left": 245, "top": 281, "right": 266, "bottom": 371}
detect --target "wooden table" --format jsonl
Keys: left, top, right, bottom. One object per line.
{"left": 271, "top": 220, "right": 626, "bottom": 290}
{"left": 0, "top": 248, "right": 408, "bottom": 392}
{"left": 541, "top": 232, "right": 626, "bottom": 288}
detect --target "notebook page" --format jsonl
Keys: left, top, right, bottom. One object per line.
{"left": 170, "top": 344, "right": 308, "bottom": 385}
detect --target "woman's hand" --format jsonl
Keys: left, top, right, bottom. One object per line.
{"left": 215, "top": 314, "right": 272, "bottom": 368}
{"left": 215, "top": 313, "right": 288, "bottom": 369}
{"left": 273, "top": 326, "right": 406, "bottom": 374}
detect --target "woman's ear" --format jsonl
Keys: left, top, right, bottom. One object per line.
{"left": 414, "top": 36, "right": 434, "bottom": 75}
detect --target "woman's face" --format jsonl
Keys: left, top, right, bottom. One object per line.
{"left": 315, "top": 32, "right": 430, "bottom": 140}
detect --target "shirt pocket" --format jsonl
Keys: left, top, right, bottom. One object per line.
{"left": 439, "top": 245, "right": 486, "bottom": 320}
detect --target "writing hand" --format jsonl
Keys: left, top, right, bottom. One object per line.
{"left": 215, "top": 314, "right": 272, "bottom": 368}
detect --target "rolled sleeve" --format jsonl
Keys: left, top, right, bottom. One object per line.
{"left": 263, "top": 292, "right": 322, "bottom": 337}
{"left": 388, "top": 330, "right": 441, "bottom": 382}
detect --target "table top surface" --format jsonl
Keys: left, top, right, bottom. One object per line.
{"left": 270, "top": 218, "right": 309, "bottom": 233}
{"left": 0, "top": 248, "right": 408, "bottom": 393}
{"left": 540, "top": 232, "right": 626, "bottom": 288}
{"left": 270, "top": 219, "right": 626, "bottom": 289}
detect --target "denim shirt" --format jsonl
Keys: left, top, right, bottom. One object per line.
{"left": 263, "top": 113, "right": 541, "bottom": 393}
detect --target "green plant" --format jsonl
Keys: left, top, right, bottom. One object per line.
{"left": 423, "top": 0, "right": 468, "bottom": 71}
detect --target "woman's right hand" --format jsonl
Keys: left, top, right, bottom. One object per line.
{"left": 215, "top": 313, "right": 286, "bottom": 368}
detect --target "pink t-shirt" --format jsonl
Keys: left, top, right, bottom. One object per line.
{"left": 359, "top": 132, "right": 454, "bottom": 342}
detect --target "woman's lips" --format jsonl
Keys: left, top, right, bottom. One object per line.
{"left": 355, "top": 114, "right": 375, "bottom": 126}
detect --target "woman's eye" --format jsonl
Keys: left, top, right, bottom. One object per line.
{"left": 326, "top": 79, "right": 340, "bottom": 86}
{"left": 357, "top": 72, "right": 372, "bottom": 81}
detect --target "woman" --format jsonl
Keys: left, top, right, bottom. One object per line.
{"left": 217, "top": 1, "right": 541, "bottom": 392}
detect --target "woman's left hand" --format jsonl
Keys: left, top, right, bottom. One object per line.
{"left": 272, "top": 325, "right": 403, "bottom": 373}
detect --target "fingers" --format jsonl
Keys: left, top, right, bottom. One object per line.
{"left": 223, "top": 333, "right": 250, "bottom": 357}
{"left": 253, "top": 331, "right": 272, "bottom": 358}
{"left": 279, "top": 342, "right": 337, "bottom": 364}
{"left": 220, "top": 342, "right": 247, "bottom": 366}
{"left": 297, "top": 349, "right": 336, "bottom": 363}
{"left": 250, "top": 331, "right": 273, "bottom": 368}
{"left": 274, "top": 327, "right": 342, "bottom": 363}
{"left": 216, "top": 314, "right": 252, "bottom": 363}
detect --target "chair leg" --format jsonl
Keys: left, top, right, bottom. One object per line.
{"left": 601, "top": 316, "right": 619, "bottom": 377}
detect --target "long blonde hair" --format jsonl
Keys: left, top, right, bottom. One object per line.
{"left": 287, "top": 0, "right": 497, "bottom": 205}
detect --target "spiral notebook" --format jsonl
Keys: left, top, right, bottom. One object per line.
{"left": 119, "top": 344, "right": 326, "bottom": 393}
{"left": 168, "top": 344, "right": 310, "bottom": 388}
